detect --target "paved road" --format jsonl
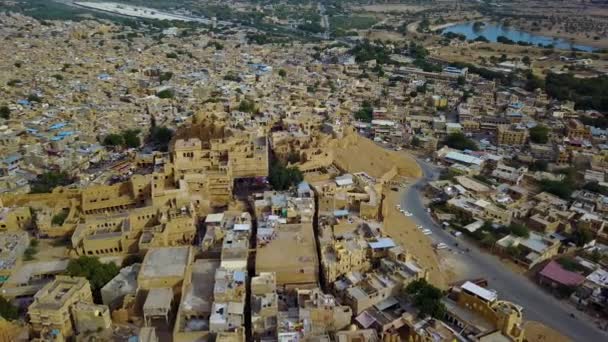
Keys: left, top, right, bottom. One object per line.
{"left": 401, "top": 159, "right": 607, "bottom": 341}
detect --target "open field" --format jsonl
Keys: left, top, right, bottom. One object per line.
{"left": 524, "top": 321, "right": 572, "bottom": 342}
{"left": 332, "top": 134, "right": 422, "bottom": 179}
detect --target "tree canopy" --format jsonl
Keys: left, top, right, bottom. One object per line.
{"left": 508, "top": 223, "right": 530, "bottom": 238}
{"left": 353, "top": 100, "right": 373, "bottom": 122}
{"left": 405, "top": 279, "right": 446, "bottom": 318}
{"left": 545, "top": 73, "right": 608, "bottom": 112}
{"left": 238, "top": 99, "right": 258, "bottom": 114}
{"left": 149, "top": 126, "right": 173, "bottom": 152}
{"left": 0, "top": 105, "right": 10, "bottom": 119}
{"left": 65, "top": 256, "right": 120, "bottom": 303}
{"left": 103, "top": 129, "right": 141, "bottom": 149}
{"left": 0, "top": 296, "right": 18, "bottom": 321}
{"left": 444, "top": 132, "right": 478, "bottom": 151}
{"left": 30, "top": 171, "right": 72, "bottom": 193}
{"left": 268, "top": 160, "right": 303, "bottom": 191}
{"left": 529, "top": 125, "right": 549, "bottom": 144}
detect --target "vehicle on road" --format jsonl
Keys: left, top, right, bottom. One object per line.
{"left": 422, "top": 229, "right": 433, "bottom": 235}
{"left": 435, "top": 242, "right": 448, "bottom": 250}
{"left": 452, "top": 231, "right": 462, "bottom": 237}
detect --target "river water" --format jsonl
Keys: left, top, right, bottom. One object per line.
{"left": 442, "top": 22, "right": 598, "bottom": 52}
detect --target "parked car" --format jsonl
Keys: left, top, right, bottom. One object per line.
{"left": 435, "top": 242, "right": 448, "bottom": 250}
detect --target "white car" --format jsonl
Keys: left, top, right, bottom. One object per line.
{"left": 416, "top": 225, "right": 423, "bottom": 229}
{"left": 435, "top": 243, "right": 448, "bottom": 250}
{"left": 396, "top": 204, "right": 401, "bottom": 209}
{"left": 423, "top": 229, "right": 433, "bottom": 235}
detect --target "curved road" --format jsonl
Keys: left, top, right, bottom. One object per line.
{"left": 401, "top": 159, "right": 607, "bottom": 341}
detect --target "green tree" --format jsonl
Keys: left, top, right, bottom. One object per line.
{"left": 278, "top": 69, "right": 287, "bottom": 78}
{"left": 52, "top": 211, "right": 68, "bottom": 226}
{"left": 65, "top": 256, "right": 120, "bottom": 304}
{"left": 159, "top": 71, "right": 173, "bottom": 82}
{"left": 571, "top": 228, "right": 594, "bottom": 247}
{"left": 238, "top": 99, "right": 257, "bottom": 114}
{"left": 166, "top": 52, "right": 178, "bottom": 58}
{"left": 529, "top": 125, "right": 549, "bottom": 144}
{"left": 444, "top": 132, "right": 478, "bottom": 151}
{"left": 0, "top": 296, "right": 18, "bottom": 321}
{"left": 354, "top": 100, "right": 373, "bottom": 122}
{"left": 157, "top": 89, "right": 174, "bottom": 99}
{"left": 150, "top": 126, "right": 173, "bottom": 152}
{"left": 30, "top": 171, "right": 72, "bottom": 193}
{"left": 103, "top": 133, "right": 124, "bottom": 147}
{"left": 122, "top": 129, "right": 141, "bottom": 148}
{"left": 405, "top": 279, "right": 446, "bottom": 318}
{"left": 540, "top": 178, "right": 574, "bottom": 199}
{"left": 268, "top": 161, "right": 303, "bottom": 191}
{"left": 0, "top": 105, "right": 9, "bottom": 119}
{"left": 27, "top": 94, "right": 42, "bottom": 102}
{"left": 508, "top": 223, "right": 530, "bottom": 238}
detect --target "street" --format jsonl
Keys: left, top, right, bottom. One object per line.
{"left": 401, "top": 159, "right": 607, "bottom": 341}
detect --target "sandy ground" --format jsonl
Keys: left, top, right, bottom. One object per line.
{"left": 332, "top": 134, "right": 422, "bottom": 179}
{"left": 382, "top": 189, "right": 449, "bottom": 289}
{"left": 524, "top": 321, "right": 572, "bottom": 342}
{"left": 28, "top": 238, "right": 69, "bottom": 261}
{"left": 362, "top": 30, "right": 407, "bottom": 42}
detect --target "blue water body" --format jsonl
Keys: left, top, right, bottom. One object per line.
{"left": 442, "top": 22, "right": 598, "bottom": 52}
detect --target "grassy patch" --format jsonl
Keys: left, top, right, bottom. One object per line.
{"left": 331, "top": 15, "right": 377, "bottom": 32}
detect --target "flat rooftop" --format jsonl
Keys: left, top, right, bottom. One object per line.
{"left": 255, "top": 222, "right": 318, "bottom": 286}
{"left": 140, "top": 246, "right": 190, "bottom": 279}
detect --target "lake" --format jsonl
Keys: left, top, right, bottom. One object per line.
{"left": 442, "top": 22, "right": 598, "bottom": 52}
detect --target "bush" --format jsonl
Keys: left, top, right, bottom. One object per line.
{"left": 238, "top": 99, "right": 257, "bottom": 114}
{"left": 278, "top": 69, "right": 286, "bottom": 78}
{"left": 166, "top": 52, "right": 178, "bottom": 59}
